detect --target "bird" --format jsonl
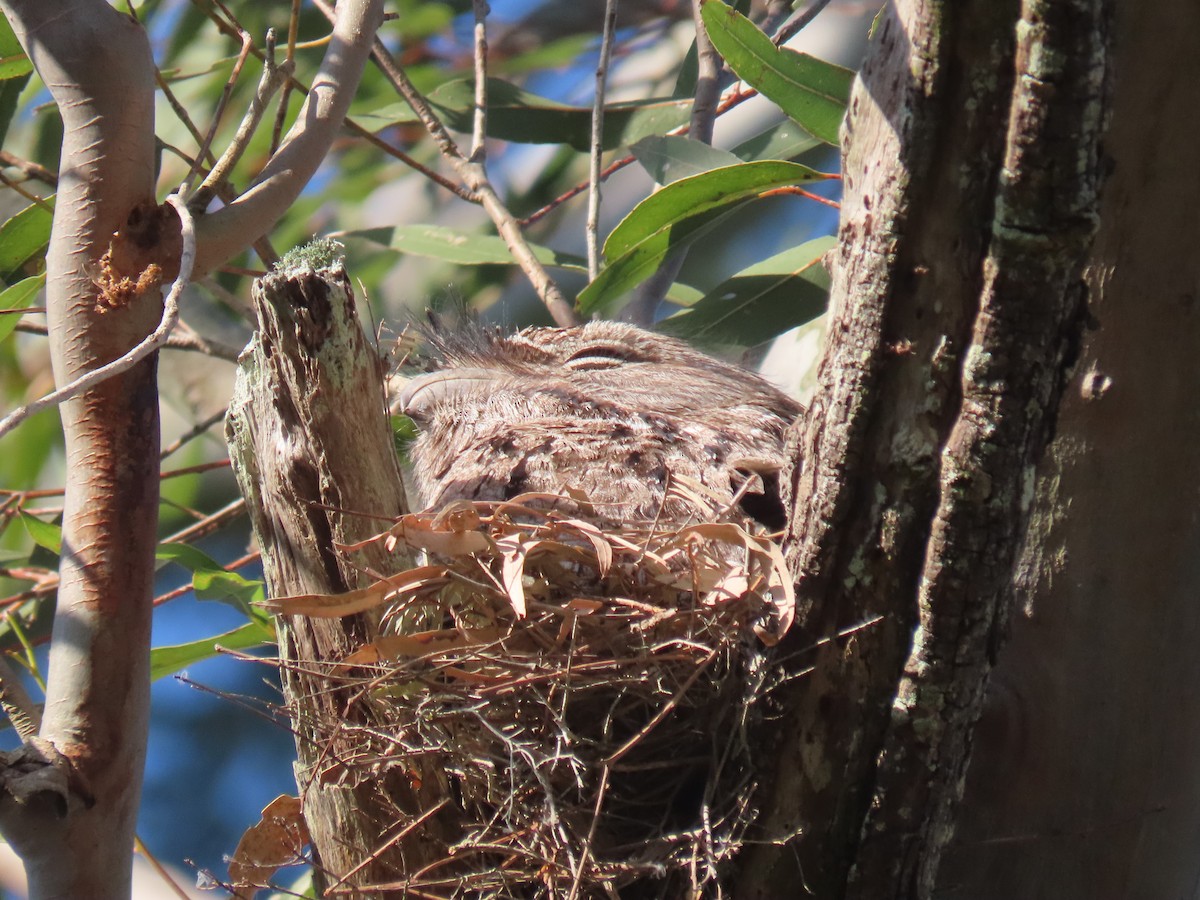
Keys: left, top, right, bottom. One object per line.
{"left": 396, "top": 320, "right": 802, "bottom": 530}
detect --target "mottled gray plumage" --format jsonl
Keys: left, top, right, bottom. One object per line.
{"left": 397, "top": 321, "right": 801, "bottom": 528}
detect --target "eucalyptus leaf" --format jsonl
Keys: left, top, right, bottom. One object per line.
{"left": 340, "top": 225, "right": 587, "bottom": 271}
{"left": 0, "top": 16, "right": 31, "bottom": 80}
{"left": 577, "top": 161, "right": 828, "bottom": 316}
{"left": 362, "top": 78, "right": 692, "bottom": 151}
{"left": 0, "top": 199, "right": 53, "bottom": 278}
{"left": 0, "top": 275, "right": 44, "bottom": 343}
{"left": 731, "top": 120, "right": 823, "bottom": 163}
{"left": 157, "top": 542, "right": 264, "bottom": 612}
{"left": 20, "top": 511, "right": 61, "bottom": 555}
{"left": 630, "top": 136, "right": 743, "bottom": 185}
{"left": 149, "top": 615, "right": 276, "bottom": 682}
{"left": 700, "top": 0, "right": 853, "bottom": 146}
{"left": 660, "top": 236, "right": 834, "bottom": 345}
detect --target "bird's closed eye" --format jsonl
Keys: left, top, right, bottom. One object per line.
{"left": 564, "top": 343, "right": 632, "bottom": 370}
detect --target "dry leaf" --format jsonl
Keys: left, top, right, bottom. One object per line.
{"left": 228, "top": 794, "right": 309, "bottom": 888}
{"left": 342, "top": 626, "right": 502, "bottom": 665}
{"left": 494, "top": 535, "right": 529, "bottom": 618}
{"left": 260, "top": 566, "right": 450, "bottom": 617}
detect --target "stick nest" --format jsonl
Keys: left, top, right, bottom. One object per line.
{"left": 266, "top": 492, "right": 795, "bottom": 898}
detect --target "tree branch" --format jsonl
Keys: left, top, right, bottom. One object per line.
{"left": 586, "top": 0, "right": 618, "bottom": 280}
{"left": 0, "top": 195, "right": 195, "bottom": 440}
{"left": 311, "top": 0, "right": 579, "bottom": 326}
{"left": 192, "top": 0, "right": 386, "bottom": 279}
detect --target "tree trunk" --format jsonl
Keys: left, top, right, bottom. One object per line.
{"left": 935, "top": 1, "right": 1200, "bottom": 895}
{"left": 738, "top": 0, "right": 1111, "bottom": 896}
{"left": 226, "top": 263, "right": 450, "bottom": 893}
{"left": 0, "top": 4, "right": 163, "bottom": 896}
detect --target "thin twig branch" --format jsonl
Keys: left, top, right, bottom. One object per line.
{"left": 586, "top": 0, "right": 619, "bottom": 281}
{"left": 15, "top": 320, "right": 243, "bottom": 361}
{"left": 312, "top": 0, "right": 579, "bottom": 326}
{"left": 190, "top": 0, "right": 475, "bottom": 202}
{"left": 182, "top": 28, "right": 255, "bottom": 198}
{"left": 0, "top": 151, "right": 56, "bottom": 187}
{"left": 0, "top": 195, "right": 197, "bottom": 441}
{"left": 689, "top": 0, "right": 721, "bottom": 145}
{"left": 190, "top": 29, "right": 294, "bottom": 214}
{"left": 620, "top": 0, "right": 722, "bottom": 325}
{"left": 772, "top": 0, "right": 835, "bottom": 46}
{"left": 521, "top": 83, "right": 760, "bottom": 228}
{"left": 271, "top": 0, "right": 303, "bottom": 154}
{"left": 192, "top": 0, "right": 387, "bottom": 278}
{"left": 470, "top": 0, "right": 489, "bottom": 162}
{"left": 161, "top": 407, "right": 230, "bottom": 459}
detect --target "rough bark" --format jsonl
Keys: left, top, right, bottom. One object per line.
{"left": 0, "top": 4, "right": 162, "bottom": 897}
{"left": 738, "top": 1, "right": 1110, "bottom": 896}
{"left": 226, "top": 263, "right": 448, "bottom": 892}
{"left": 935, "top": 1, "right": 1200, "bottom": 895}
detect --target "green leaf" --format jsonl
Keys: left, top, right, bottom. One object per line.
{"left": 660, "top": 236, "right": 834, "bottom": 345}
{"left": 361, "top": 78, "right": 692, "bottom": 151}
{"left": 629, "top": 136, "right": 743, "bottom": 184}
{"left": 576, "top": 161, "right": 827, "bottom": 316}
{"left": 340, "top": 224, "right": 587, "bottom": 271}
{"left": 0, "top": 275, "right": 44, "bottom": 343}
{"left": 731, "top": 120, "right": 823, "bottom": 163}
{"left": 0, "top": 199, "right": 53, "bottom": 278}
{"left": 700, "top": 0, "right": 854, "bottom": 146}
{"left": 149, "top": 614, "right": 276, "bottom": 682}
{"left": 156, "top": 542, "right": 264, "bottom": 611}
{"left": 392, "top": 414, "right": 418, "bottom": 461}
{"left": 0, "top": 17, "right": 30, "bottom": 149}
{"left": 19, "top": 511, "right": 61, "bottom": 554}
{"left": 0, "top": 16, "right": 32, "bottom": 80}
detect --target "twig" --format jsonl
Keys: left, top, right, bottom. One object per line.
{"left": 0, "top": 171, "right": 53, "bottom": 208}
{"left": 772, "top": 0, "right": 836, "bottom": 46}
{"left": 182, "top": 28, "right": 256, "bottom": 199}
{"left": 312, "top": 0, "right": 580, "bottom": 326}
{"left": 521, "top": 83, "right": 760, "bottom": 228}
{"left": 586, "top": 0, "right": 619, "bottom": 281}
{"left": 191, "top": 0, "right": 388, "bottom": 279}
{"left": 689, "top": 0, "right": 721, "bottom": 145}
{"left": 271, "top": 0, "right": 303, "bottom": 155}
{"left": 470, "top": 0, "right": 489, "bottom": 162}
{"left": 160, "top": 407, "right": 230, "bottom": 459}
{"left": 14, "top": 320, "right": 242, "bottom": 361}
{"left": 190, "top": 29, "right": 294, "bottom": 214}
{"left": 155, "top": 71, "right": 281, "bottom": 268}
{"left": 133, "top": 835, "right": 194, "bottom": 900}
{"left": 566, "top": 764, "right": 610, "bottom": 900}
{"left": 191, "top": 0, "right": 474, "bottom": 203}
{"left": 0, "top": 150, "right": 57, "bottom": 187}
{"left": 0, "top": 195, "right": 196, "bottom": 441}
{"left": 620, "top": 0, "right": 721, "bottom": 325}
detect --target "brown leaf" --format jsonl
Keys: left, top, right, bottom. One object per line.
{"left": 385, "top": 513, "right": 490, "bottom": 556}
{"left": 228, "top": 794, "right": 309, "bottom": 888}
{"left": 495, "top": 534, "right": 529, "bottom": 618}
{"left": 260, "top": 565, "right": 450, "bottom": 617}
{"left": 342, "top": 626, "right": 502, "bottom": 664}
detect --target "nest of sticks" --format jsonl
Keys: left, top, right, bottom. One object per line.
{"left": 268, "top": 492, "right": 794, "bottom": 898}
